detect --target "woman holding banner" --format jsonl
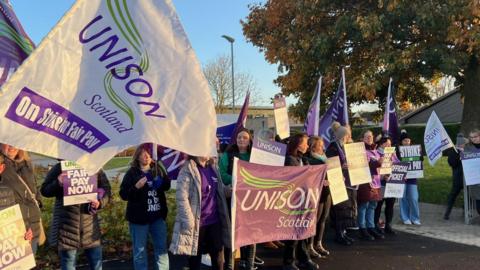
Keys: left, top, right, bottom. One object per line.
{"left": 219, "top": 128, "right": 258, "bottom": 270}
{"left": 397, "top": 131, "right": 422, "bottom": 225}
{"left": 120, "top": 144, "right": 171, "bottom": 270}
{"left": 282, "top": 133, "right": 319, "bottom": 270}
{"left": 306, "top": 136, "right": 331, "bottom": 257}
{"left": 326, "top": 122, "right": 357, "bottom": 246}
{"left": 170, "top": 156, "right": 231, "bottom": 270}
{"left": 464, "top": 128, "right": 480, "bottom": 215}
{"left": 41, "top": 162, "right": 111, "bottom": 270}
{"left": 0, "top": 144, "right": 42, "bottom": 253}
{"left": 357, "top": 131, "right": 384, "bottom": 240}
{"left": 373, "top": 135, "right": 399, "bottom": 235}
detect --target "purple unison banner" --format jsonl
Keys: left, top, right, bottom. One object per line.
{"left": 233, "top": 159, "right": 326, "bottom": 249}
{"left": 382, "top": 78, "right": 400, "bottom": 144}
{"left": 303, "top": 76, "right": 321, "bottom": 136}
{"left": 0, "top": 1, "right": 35, "bottom": 87}
{"left": 61, "top": 161, "right": 98, "bottom": 206}
{"left": 318, "top": 69, "right": 349, "bottom": 147}
{"left": 158, "top": 146, "right": 188, "bottom": 180}
{"left": 217, "top": 123, "right": 236, "bottom": 145}
{"left": 230, "top": 92, "right": 250, "bottom": 144}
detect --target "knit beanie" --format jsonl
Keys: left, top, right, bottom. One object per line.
{"left": 399, "top": 129, "right": 410, "bottom": 142}
{"left": 456, "top": 133, "right": 468, "bottom": 147}
{"left": 331, "top": 121, "right": 348, "bottom": 141}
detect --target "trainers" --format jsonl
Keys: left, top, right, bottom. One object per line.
{"left": 412, "top": 220, "right": 421, "bottom": 225}
{"left": 238, "top": 260, "right": 257, "bottom": 270}
{"left": 403, "top": 220, "right": 412, "bottom": 225}
{"left": 297, "top": 260, "right": 319, "bottom": 270}
{"left": 254, "top": 256, "right": 264, "bottom": 266}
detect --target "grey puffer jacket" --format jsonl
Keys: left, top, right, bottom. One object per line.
{"left": 41, "top": 163, "right": 111, "bottom": 250}
{"left": 169, "top": 159, "right": 231, "bottom": 256}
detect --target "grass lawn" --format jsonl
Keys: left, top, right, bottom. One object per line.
{"left": 102, "top": 157, "right": 131, "bottom": 170}
{"left": 418, "top": 156, "right": 461, "bottom": 207}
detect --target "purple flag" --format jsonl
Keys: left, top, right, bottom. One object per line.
{"left": 230, "top": 92, "right": 250, "bottom": 144}
{"left": 157, "top": 146, "right": 188, "bottom": 180}
{"left": 303, "top": 76, "right": 322, "bottom": 136}
{"left": 318, "top": 69, "right": 349, "bottom": 147}
{"left": 0, "top": 1, "right": 35, "bottom": 87}
{"left": 383, "top": 78, "right": 400, "bottom": 144}
{"left": 232, "top": 159, "right": 326, "bottom": 248}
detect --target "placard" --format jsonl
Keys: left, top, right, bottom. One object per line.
{"left": 0, "top": 205, "right": 36, "bottom": 270}
{"left": 461, "top": 151, "right": 480, "bottom": 186}
{"left": 273, "top": 96, "right": 290, "bottom": 139}
{"left": 250, "top": 138, "right": 287, "bottom": 166}
{"left": 326, "top": 157, "right": 348, "bottom": 205}
{"left": 399, "top": 145, "right": 424, "bottom": 179}
{"left": 384, "top": 162, "right": 409, "bottom": 198}
{"left": 61, "top": 161, "right": 98, "bottom": 206}
{"left": 344, "top": 142, "right": 372, "bottom": 185}
{"left": 378, "top": 147, "right": 396, "bottom": 175}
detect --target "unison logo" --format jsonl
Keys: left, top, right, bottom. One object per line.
{"left": 78, "top": 0, "right": 166, "bottom": 129}
{"left": 239, "top": 167, "right": 320, "bottom": 216}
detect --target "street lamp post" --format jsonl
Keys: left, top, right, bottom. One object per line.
{"left": 221, "top": 35, "right": 235, "bottom": 113}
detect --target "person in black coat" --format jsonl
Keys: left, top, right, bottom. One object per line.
{"left": 120, "top": 143, "right": 171, "bottom": 270}
{"left": 325, "top": 122, "right": 357, "bottom": 246}
{"left": 0, "top": 154, "right": 34, "bottom": 242}
{"left": 41, "top": 161, "right": 111, "bottom": 270}
{"left": 0, "top": 144, "right": 42, "bottom": 252}
{"left": 444, "top": 133, "right": 468, "bottom": 220}
{"left": 282, "top": 133, "right": 319, "bottom": 270}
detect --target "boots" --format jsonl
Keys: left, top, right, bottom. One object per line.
{"left": 368, "top": 228, "right": 385, "bottom": 239}
{"left": 384, "top": 223, "right": 396, "bottom": 235}
{"left": 307, "top": 242, "right": 322, "bottom": 259}
{"left": 444, "top": 206, "right": 452, "bottom": 220}
{"left": 359, "top": 228, "right": 375, "bottom": 241}
{"left": 335, "top": 231, "right": 352, "bottom": 246}
{"left": 314, "top": 242, "right": 330, "bottom": 256}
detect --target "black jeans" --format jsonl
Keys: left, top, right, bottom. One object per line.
{"left": 375, "top": 197, "right": 395, "bottom": 226}
{"left": 446, "top": 177, "right": 464, "bottom": 211}
{"left": 189, "top": 222, "right": 224, "bottom": 270}
{"left": 312, "top": 192, "right": 332, "bottom": 246}
{"left": 283, "top": 239, "right": 310, "bottom": 265}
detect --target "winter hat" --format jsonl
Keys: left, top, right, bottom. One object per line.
{"left": 456, "top": 133, "right": 468, "bottom": 147}
{"left": 400, "top": 129, "right": 410, "bottom": 142}
{"left": 331, "top": 121, "right": 348, "bottom": 141}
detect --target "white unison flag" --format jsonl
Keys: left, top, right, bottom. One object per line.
{"left": 0, "top": 0, "right": 217, "bottom": 173}
{"left": 424, "top": 111, "right": 454, "bottom": 166}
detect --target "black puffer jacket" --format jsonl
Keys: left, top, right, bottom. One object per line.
{"left": 3, "top": 158, "right": 42, "bottom": 240}
{"left": 41, "top": 163, "right": 111, "bottom": 250}
{"left": 120, "top": 163, "right": 171, "bottom": 224}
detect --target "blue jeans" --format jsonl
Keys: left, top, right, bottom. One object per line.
{"left": 399, "top": 184, "right": 420, "bottom": 223}
{"left": 129, "top": 219, "right": 169, "bottom": 270}
{"left": 358, "top": 201, "right": 377, "bottom": 229}
{"left": 59, "top": 246, "right": 102, "bottom": 270}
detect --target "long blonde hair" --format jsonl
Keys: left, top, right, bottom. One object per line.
{"left": 0, "top": 144, "right": 30, "bottom": 162}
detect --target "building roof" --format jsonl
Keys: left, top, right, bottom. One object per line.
{"left": 399, "top": 88, "right": 461, "bottom": 122}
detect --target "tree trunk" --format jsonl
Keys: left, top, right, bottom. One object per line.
{"left": 461, "top": 56, "right": 480, "bottom": 136}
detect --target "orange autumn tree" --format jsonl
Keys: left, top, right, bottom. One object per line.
{"left": 242, "top": 0, "right": 480, "bottom": 133}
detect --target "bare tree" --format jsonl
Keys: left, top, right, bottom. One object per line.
{"left": 203, "top": 54, "right": 263, "bottom": 113}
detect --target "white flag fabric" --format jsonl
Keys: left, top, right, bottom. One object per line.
{"left": 424, "top": 111, "right": 454, "bottom": 166}
{"left": 0, "top": 0, "right": 217, "bottom": 174}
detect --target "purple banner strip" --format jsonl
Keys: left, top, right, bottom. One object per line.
{"left": 5, "top": 87, "right": 109, "bottom": 152}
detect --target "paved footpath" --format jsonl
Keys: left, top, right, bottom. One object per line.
{"left": 80, "top": 202, "right": 480, "bottom": 270}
